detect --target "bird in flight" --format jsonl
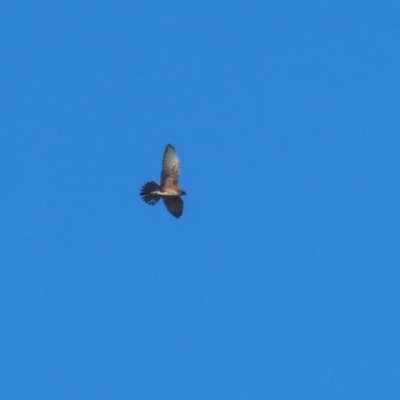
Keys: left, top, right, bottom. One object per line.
{"left": 140, "top": 144, "right": 186, "bottom": 218}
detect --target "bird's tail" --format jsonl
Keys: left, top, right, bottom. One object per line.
{"left": 140, "top": 181, "right": 161, "bottom": 205}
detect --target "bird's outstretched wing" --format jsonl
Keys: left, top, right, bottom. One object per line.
{"left": 161, "top": 144, "right": 180, "bottom": 189}
{"left": 163, "top": 196, "right": 183, "bottom": 218}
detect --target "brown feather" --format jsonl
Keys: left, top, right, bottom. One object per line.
{"left": 140, "top": 181, "right": 161, "bottom": 205}
{"left": 163, "top": 196, "right": 183, "bottom": 218}
{"left": 161, "top": 144, "right": 180, "bottom": 189}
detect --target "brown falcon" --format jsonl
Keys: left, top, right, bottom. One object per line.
{"left": 140, "top": 144, "right": 186, "bottom": 218}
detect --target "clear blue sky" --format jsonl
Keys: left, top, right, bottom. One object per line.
{"left": 1, "top": 2, "right": 399, "bottom": 399}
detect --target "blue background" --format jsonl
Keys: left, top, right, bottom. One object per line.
{"left": 1, "top": 2, "right": 399, "bottom": 399}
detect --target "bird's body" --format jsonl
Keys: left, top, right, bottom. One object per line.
{"left": 140, "top": 144, "right": 186, "bottom": 218}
